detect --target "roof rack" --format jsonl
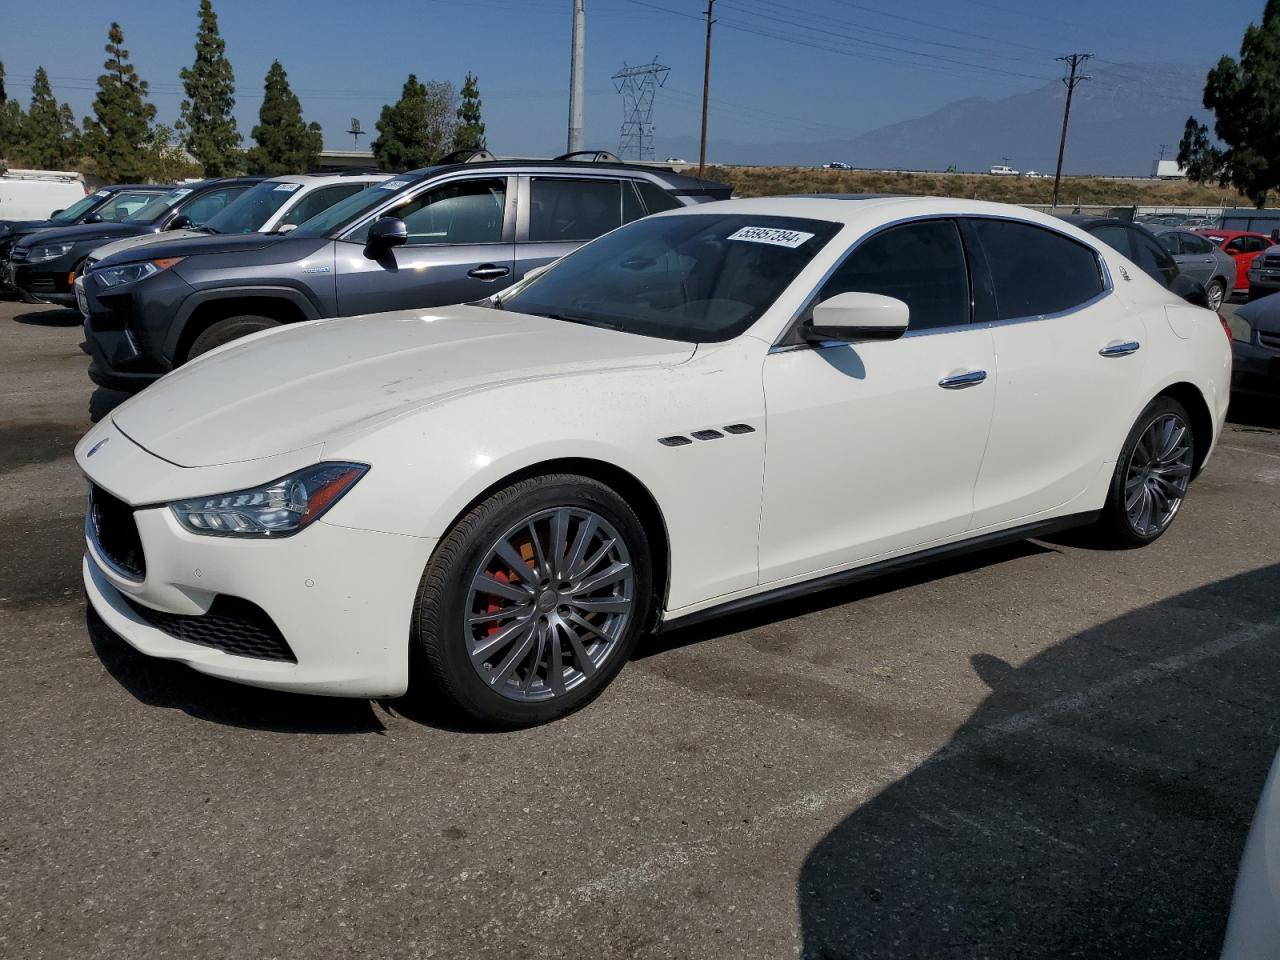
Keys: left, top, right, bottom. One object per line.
{"left": 435, "top": 149, "right": 496, "bottom": 165}
{"left": 554, "top": 150, "right": 621, "bottom": 163}
{"left": 302, "top": 166, "right": 388, "bottom": 176}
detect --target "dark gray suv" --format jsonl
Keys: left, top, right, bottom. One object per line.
{"left": 81, "top": 155, "right": 731, "bottom": 391}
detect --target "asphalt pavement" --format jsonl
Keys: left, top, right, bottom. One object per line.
{"left": 1, "top": 299, "right": 1278, "bottom": 959}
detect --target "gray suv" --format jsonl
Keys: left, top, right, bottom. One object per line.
{"left": 80, "top": 154, "right": 732, "bottom": 391}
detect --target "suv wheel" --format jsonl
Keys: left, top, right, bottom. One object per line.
{"left": 187, "top": 315, "right": 281, "bottom": 360}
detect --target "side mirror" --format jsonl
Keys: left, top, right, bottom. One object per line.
{"left": 805, "top": 292, "right": 910, "bottom": 343}
{"left": 275, "top": 223, "right": 298, "bottom": 234}
{"left": 366, "top": 217, "right": 408, "bottom": 249}
{"left": 83, "top": 212, "right": 103, "bottom": 224}
{"left": 1170, "top": 274, "right": 1209, "bottom": 308}
{"left": 168, "top": 215, "right": 193, "bottom": 231}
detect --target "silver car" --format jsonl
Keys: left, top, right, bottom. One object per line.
{"left": 1153, "top": 228, "right": 1235, "bottom": 310}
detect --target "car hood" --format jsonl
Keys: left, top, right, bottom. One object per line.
{"left": 88, "top": 229, "right": 203, "bottom": 263}
{"left": 1237, "top": 295, "right": 1280, "bottom": 335}
{"left": 15, "top": 221, "right": 147, "bottom": 249}
{"left": 110, "top": 304, "right": 697, "bottom": 468}
{"left": 92, "top": 231, "right": 285, "bottom": 268}
{"left": 0, "top": 218, "right": 54, "bottom": 237}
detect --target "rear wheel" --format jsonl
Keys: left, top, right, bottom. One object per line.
{"left": 1205, "top": 278, "right": 1225, "bottom": 311}
{"left": 1096, "top": 396, "right": 1195, "bottom": 548}
{"left": 186, "top": 314, "right": 281, "bottom": 360}
{"left": 412, "top": 474, "right": 652, "bottom": 727}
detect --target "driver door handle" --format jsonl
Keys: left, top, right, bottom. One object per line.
{"left": 1099, "top": 340, "right": 1140, "bottom": 357}
{"left": 467, "top": 264, "right": 511, "bottom": 281}
{"left": 938, "top": 370, "right": 988, "bottom": 389}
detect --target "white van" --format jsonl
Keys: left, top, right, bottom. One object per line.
{"left": 0, "top": 170, "right": 88, "bottom": 221}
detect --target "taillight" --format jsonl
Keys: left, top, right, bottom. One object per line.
{"left": 1218, "top": 312, "right": 1232, "bottom": 342}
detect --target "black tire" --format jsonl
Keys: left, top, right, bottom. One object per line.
{"left": 1247, "top": 286, "right": 1270, "bottom": 302}
{"left": 411, "top": 474, "right": 653, "bottom": 727}
{"left": 1206, "top": 278, "right": 1225, "bottom": 311}
{"left": 1095, "top": 395, "right": 1195, "bottom": 548}
{"left": 186, "top": 315, "right": 281, "bottom": 360}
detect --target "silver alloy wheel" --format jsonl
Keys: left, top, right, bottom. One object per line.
{"left": 464, "top": 507, "right": 635, "bottom": 702}
{"left": 1206, "top": 280, "right": 1225, "bottom": 312}
{"left": 1125, "top": 413, "right": 1193, "bottom": 537}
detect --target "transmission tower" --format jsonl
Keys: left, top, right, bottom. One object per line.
{"left": 613, "top": 59, "right": 669, "bottom": 161}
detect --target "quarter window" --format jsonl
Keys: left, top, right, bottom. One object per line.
{"left": 635, "top": 180, "right": 682, "bottom": 214}
{"left": 971, "top": 219, "right": 1104, "bottom": 319}
{"left": 818, "top": 219, "right": 970, "bottom": 331}
{"left": 529, "top": 178, "right": 624, "bottom": 242}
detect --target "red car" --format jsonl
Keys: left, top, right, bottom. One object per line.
{"left": 1197, "top": 229, "right": 1274, "bottom": 293}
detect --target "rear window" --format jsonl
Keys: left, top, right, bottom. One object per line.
{"left": 971, "top": 219, "right": 1105, "bottom": 320}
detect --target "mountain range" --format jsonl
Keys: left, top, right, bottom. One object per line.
{"left": 655, "top": 63, "right": 1214, "bottom": 176}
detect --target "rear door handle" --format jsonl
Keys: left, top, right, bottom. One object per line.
{"left": 938, "top": 370, "right": 988, "bottom": 389}
{"left": 1099, "top": 340, "right": 1140, "bottom": 357}
{"left": 467, "top": 264, "right": 511, "bottom": 281}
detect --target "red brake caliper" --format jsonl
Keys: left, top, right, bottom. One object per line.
{"left": 484, "top": 541, "right": 538, "bottom": 636}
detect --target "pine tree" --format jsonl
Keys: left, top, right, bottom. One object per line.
{"left": 454, "top": 72, "right": 486, "bottom": 151}
{"left": 20, "top": 67, "right": 81, "bottom": 169}
{"left": 245, "top": 61, "right": 322, "bottom": 175}
{"left": 83, "top": 22, "right": 157, "bottom": 182}
{"left": 372, "top": 74, "right": 457, "bottom": 170}
{"left": 1179, "top": 0, "right": 1280, "bottom": 207}
{"left": 178, "top": 0, "right": 240, "bottom": 176}
{"left": 0, "top": 62, "right": 25, "bottom": 168}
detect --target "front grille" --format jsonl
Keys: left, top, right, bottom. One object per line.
{"left": 122, "top": 594, "right": 297, "bottom": 662}
{"left": 89, "top": 484, "right": 146, "bottom": 580}
{"left": 1265, "top": 255, "right": 1280, "bottom": 269}
{"left": 1260, "top": 331, "right": 1280, "bottom": 350}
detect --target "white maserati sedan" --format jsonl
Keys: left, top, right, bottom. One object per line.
{"left": 76, "top": 197, "right": 1232, "bottom": 726}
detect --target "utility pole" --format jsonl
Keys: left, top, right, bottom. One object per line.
{"left": 1158, "top": 143, "right": 1168, "bottom": 162}
{"left": 567, "top": 0, "right": 586, "bottom": 153}
{"left": 1051, "top": 52, "right": 1091, "bottom": 207}
{"left": 698, "top": 0, "right": 715, "bottom": 177}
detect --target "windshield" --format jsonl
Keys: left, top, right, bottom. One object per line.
{"left": 499, "top": 213, "right": 841, "bottom": 342}
{"left": 203, "top": 180, "right": 298, "bottom": 234}
{"left": 291, "top": 175, "right": 423, "bottom": 237}
{"left": 48, "top": 192, "right": 102, "bottom": 224}
{"left": 125, "top": 187, "right": 194, "bottom": 224}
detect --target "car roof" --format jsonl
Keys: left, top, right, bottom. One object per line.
{"left": 266, "top": 172, "right": 390, "bottom": 186}
{"left": 101, "top": 183, "right": 171, "bottom": 192}
{"left": 667, "top": 196, "right": 1117, "bottom": 235}
{"left": 399, "top": 158, "right": 728, "bottom": 192}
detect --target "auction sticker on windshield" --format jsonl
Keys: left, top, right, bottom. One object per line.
{"left": 273, "top": 182, "right": 302, "bottom": 192}
{"left": 727, "top": 226, "right": 815, "bottom": 248}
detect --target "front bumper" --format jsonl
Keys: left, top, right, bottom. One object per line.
{"left": 82, "top": 268, "right": 193, "bottom": 390}
{"left": 81, "top": 439, "right": 435, "bottom": 698}
{"left": 13, "top": 259, "right": 77, "bottom": 306}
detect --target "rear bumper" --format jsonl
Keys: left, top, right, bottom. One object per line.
{"left": 1232, "top": 340, "right": 1280, "bottom": 396}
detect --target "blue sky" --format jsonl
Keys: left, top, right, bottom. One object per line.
{"left": 1, "top": 0, "right": 1267, "bottom": 156}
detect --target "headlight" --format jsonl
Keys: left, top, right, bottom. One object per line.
{"left": 1226, "top": 314, "right": 1254, "bottom": 343}
{"left": 94, "top": 256, "right": 183, "bottom": 289}
{"left": 169, "top": 462, "right": 369, "bottom": 537}
{"left": 27, "top": 242, "right": 75, "bottom": 263}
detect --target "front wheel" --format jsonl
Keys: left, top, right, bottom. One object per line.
{"left": 186, "top": 314, "right": 281, "bottom": 361}
{"left": 411, "top": 474, "right": 653, "bottom": 727}
{"left": 1095, "top": 396, "right": 1195, "bottom": 548}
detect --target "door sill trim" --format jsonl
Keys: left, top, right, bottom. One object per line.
{"left": 658, "top": 511, "right": 1100, "bottom": 632}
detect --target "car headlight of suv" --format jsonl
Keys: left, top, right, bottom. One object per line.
{"left": 26, "top": 241, "right": 76, "bottom": 263}
{"left": 1226, "top": 313, "right": 1254, "bottom": 343}
{"left": 94, "top": 257, "right": 183, "bottom": 289}
{"left": 170, "top": 462, "right": 369, "bottom": 537}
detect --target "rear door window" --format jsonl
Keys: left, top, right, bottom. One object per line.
{"left": 528, "top": 178, "right": 624, "bottom": 242}
{"left": 970, "top": 219, "right": 1105, "bottom": 319}
{"left": 1180, "top": 233, "right": 1214, "bottom": 254}
{"left": 820, "top": 219, "right": 970, "bottom": 332}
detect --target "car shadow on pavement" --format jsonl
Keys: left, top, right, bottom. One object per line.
{"left": 639, "top": 540, "right": 1057, "bottom": 658}
{"left": 1227, "top": 394, "right": 1280, "bottom": 432}
{"left": 795, "top": 563, "right": 1280, "bottom": 959}
{"left": 89, "top": 387, "right": 131, "bottom": 423}
{"left": 12, "top": 307, "right": 82, "bottom": 327}
{"left": 85, "top": 604, "right": 388, "bottom": 734}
